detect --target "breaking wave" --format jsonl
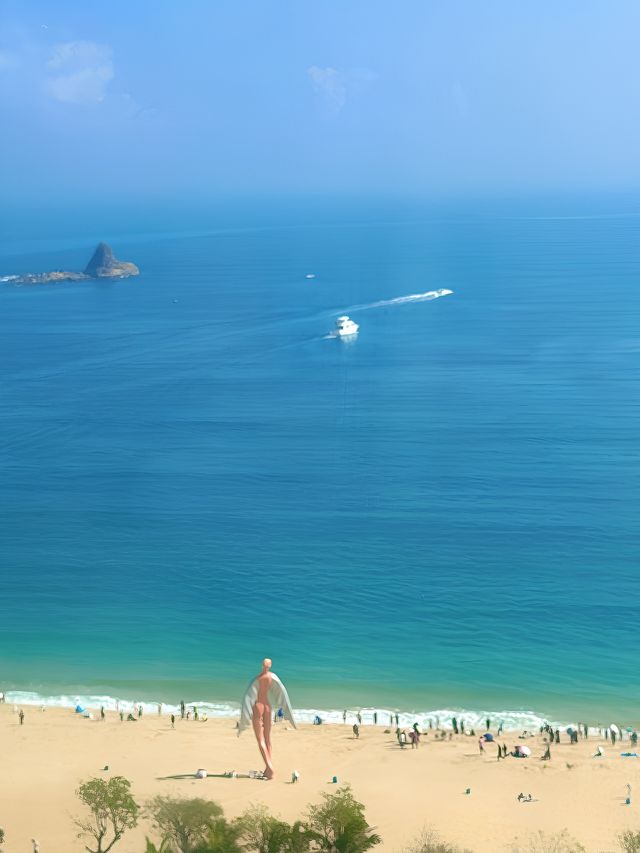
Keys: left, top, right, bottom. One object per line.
{"left": 3, "top": 691, "right": 577, "bottom": 731}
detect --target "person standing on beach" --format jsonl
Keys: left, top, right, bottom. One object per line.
{"left": 180, "top": 700, "right": 185, "bottom": 719}
{"left": 342, "top": 710, "right": 347, "bottom": 724}
{"left": 18, "top": 708, "right": 24, "bottom": 725}
{"left": 554, "top": 729, "right": 560, "bottom": 744}
{"left": 478, "top": 737, "right": 484, "bottom": 754}
{"left": 452, "top": 717, "right": 458, "bottom": 734}
{"left": 352, "top": 723, "right": 360, "bottom": 739}
{"left": 356, "top": 711, "right": 362, "bottom": 725}
{"left": 373, "top": 711, "right": 378, "bottom": 725}
{"left": 486, "top": 718, "right": 490, "bottom": 731}
{"left": 100, "top": 706, "right": 105, "bottom": 722}
{"left": 170, "top": 714, "right": 175, "bottom": 729}
{"left": 138, "top": 704, "right": 143, "bottom": 719}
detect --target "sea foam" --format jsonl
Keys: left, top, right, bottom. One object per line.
{"left": 3, "top": 691, "right": 578, "bottom": 732}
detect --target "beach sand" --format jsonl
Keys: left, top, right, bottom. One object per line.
{"left": 1, "top": 705, "right": 637, "bottom": 852}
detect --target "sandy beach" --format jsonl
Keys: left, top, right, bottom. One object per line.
{"left": 1, "top": 704, "right": 638, "bottom": 852}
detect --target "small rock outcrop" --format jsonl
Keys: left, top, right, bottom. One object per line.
{"left": 84, "top": 242, "right": 139, "bottom": 278}
{"left": 5, "top": 243, "right": 140, "bottom": 286}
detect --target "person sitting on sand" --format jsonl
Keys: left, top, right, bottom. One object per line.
{"left": 541, "top": 744, "right": 551, "bottom": 760}
{"left": 127, "top": 713, "right": 136, "bottom": 721}
{"left": 593, "top": 745, "right": 605, "bottom": 757}
{"left": 352, "top": 723, "right": 360, "bottom": 739}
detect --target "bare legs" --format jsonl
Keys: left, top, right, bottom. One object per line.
{"left": 252, "top": 702, "right": 274, "bottom": 779}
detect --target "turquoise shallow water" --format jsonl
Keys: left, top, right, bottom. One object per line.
{"left": 0, "top": 199, "right": 639, "bottom": 725}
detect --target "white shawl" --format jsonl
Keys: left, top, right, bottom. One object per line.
{"left": 238, "top": 673, "right": 296, "bottom": 736}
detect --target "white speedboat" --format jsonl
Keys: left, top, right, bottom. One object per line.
{"left": 334, "top": 315, "right": 359, "bottom": 337}
{"left": 305, "top": 273, "right": 316, "bottom": 279}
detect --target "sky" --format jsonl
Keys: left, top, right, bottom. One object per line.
{"left": 2, "top": 0, "right": 640, "bottom": 203}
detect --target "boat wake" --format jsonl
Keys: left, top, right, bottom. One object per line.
{"left": 350, "top": 288, "right": 453, "bottom": 312}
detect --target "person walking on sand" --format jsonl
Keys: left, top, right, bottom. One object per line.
{"left": 352, "top": 723, "right": 360, "bottom": 739}
{"left": 170, "top": 714, "right": 175, "bottom": 729}
{"left": 478, "top": 736, "right": 485, "bottom": 754}
{"left": 32, "top": 839, "right": 40, "bottom": 853}
{"left": 356, "top": 711, "right": 362, "bottom": 725}
{"left": 18, "top": 708, "right": 24, "bottom": 725}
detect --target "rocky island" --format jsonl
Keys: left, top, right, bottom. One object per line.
{"left": 3, "top": 242, "right": 139, "bottom": 285}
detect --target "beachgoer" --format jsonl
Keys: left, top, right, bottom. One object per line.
{"left": 19, "top": 708, "right": 24, "bottom": 725}
{"left": 352, "top": 723, "right": 360, "bottom": 739}
{"left": 394, "top": 713, "right": 399, "bottom": 726}
{"left": 180, "top": 700, "right": 185, "bottom": 719}
{"left": 632, "top": 731, "right": 638, "bottom": 746}
{"left": 452, "top": 716, "right": 458, "bottom": 734}
{"left": 158, "top": 703, "right": 162, "bottom": 716}
{"left": 119, "top": 710, "right": 124, "bottom": 722}
{"left": 497, "top": 744, "right": 502, "bottom": 761}
{"left": 186, "top": 711, "right": 191, "bottom": 720}
{"left": 291, "top": 770, "right": 300, "bottom": 783}
{"left": 478, "top": 737, "right": 484, "bottom": 753}
{"left": 497, "top": 722, "right": 503, "bottom": 735}
{"left": 554, "top": 729, "right": 560, "bottom": 744}
{"left": 373, "top": 711, "right": 378, "bottom": 725}
{"left": 357, "top": 711, "right": 362, "bottom": 725}
{"left": 138, "top": 704, "right": 143, "bottom": 719}
{"left": 100, "top": 706, "right": 105, "bottom": 722}
{"left": 343, "top": 710, "right": 347, "bottom": 724}
{"left": 32, "top": 839, "right": 40, "bottom": 853}
{"left": 486, "top": 718, "right": 490, "bottom": 731}
{"left": 542, "top": 745, "right": 551, "bottom": 761}
{"left": 612, "top": 730, "right": 617, "bottom": 746}
{"left": 127, "top": 713, "right": 136, "bottom": 721}
{"left": 399, "top": 730, "right": 407, "bottom": 748}
{"left": 460, "top": 720, "right": 465, "bottom": 735}
{"left": 194, "top": 707, "right": 199, "bottom": 721}
{"left": 389, "top": 714, "right": 393, "bottom": 726}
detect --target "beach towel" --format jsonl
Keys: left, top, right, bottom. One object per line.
{"left": 238, "top": 673, "right": 296, "bottom": 736}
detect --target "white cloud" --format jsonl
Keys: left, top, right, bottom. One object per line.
{"left": 45, "top": 41, "right": 114, "bottom": 105}
{"left": 308, "top": 65, "right": 377, "bottom": 114}
{"left": 308, "top": 66, "right": 348, "bottom": 113}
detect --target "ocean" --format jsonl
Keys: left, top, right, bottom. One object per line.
{"left": 1, "top": 197, "right": 639, "bottom": 729}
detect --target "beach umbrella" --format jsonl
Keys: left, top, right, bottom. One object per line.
{"left": 519, "top": 745, "right": 531, "bottom": 757}
{"left": 610, "top": 724, "right": 621, "bottom": 735}
{"left": 564, "top": 724, "right": 578, "bottom": 733}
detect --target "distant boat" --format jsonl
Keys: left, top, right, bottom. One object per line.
{"left": 305, "top": 273, "right": 316, "bottom": 279}
{"left": 334, "top": 315, "right": 359, "bottom": 337}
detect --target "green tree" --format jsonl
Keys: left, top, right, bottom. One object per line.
{"left": 0, "top": 826, "right": 5, "bottom": 852}
{"left": 305, "top": 785, "right": 381, "bottom": 853}
{"left": 147, "top": 797, "right": 229, "bottom": 853}
{"left": 403, "top": 826, "right": 473, "bottom": 853}
{"left": 619, "top": 830, "right": 640, "bottom": 853}
{"left": 234, "top": 804, "right": 311, "bottom": 852}
{"left": 192, "top": 819, "right": 243, "bottom": 853}
{"left": 75, "top": 776, "right": 139, "bottom": 853}
{"left": 508, "top": 830, "right": 586, "bottom": 853}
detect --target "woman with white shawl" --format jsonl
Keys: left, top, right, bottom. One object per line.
{"left": 238, "top": 658, "right": 295, "bottom": 779}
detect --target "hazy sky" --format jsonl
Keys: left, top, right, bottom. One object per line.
{"left": 2, "top": 0, "right": 640, "bottom": 201}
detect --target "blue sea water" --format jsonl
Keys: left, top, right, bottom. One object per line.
{"left": 1, "top": 198, "right": 639, "bottom": 726}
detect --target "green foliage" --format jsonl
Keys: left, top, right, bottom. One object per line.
{"left": 619, "top": 830, "right": 640, "bottom": 853}
{"left": 75, "top": 776, "right": 139, "bottom": 853}
{"left": 305, "top": 785, "right": 381, "bottom": 853}
{"left": 145, "top": 840, "right": 173, "bottom": 853}
{"left": 234, "top": 804, "right": 311, "bottom": 853}
{"left": 508, "top": 830, "right": 586, "bottom": 853}
{"left": 147, "top": 797, "right": 229, "bottom": 853}
{"left": 403, "top": 826, "right": 474, "bottom": 853}
{"left": 192, "top": 818, "right": 243, "bottom": 852}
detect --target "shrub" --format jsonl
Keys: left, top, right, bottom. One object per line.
{"left": 619, "top": 830, "right": 640, "bottom": 853}
{"left": 75, "top": 776, "right": 139, "bottom": 853}
{"left": 402, "top": 826, "right": 473, "bottom": 852}
{"left": 508, "top": 830, "right": 586, "bottom": 853}
{"left": 234, "top": 804, "right": 311, "bottom": 852}
{"left": 305, "top": 785, "right": 381, "bottom": 853}
{"left": 147, "top": 797, "right": 229, "bottom": 853}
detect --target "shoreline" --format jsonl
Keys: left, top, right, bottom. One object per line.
{"left": 3, "top": 688, "right": 637, "bottom": 735}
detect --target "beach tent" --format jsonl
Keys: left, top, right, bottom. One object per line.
{"left": 483, "top": 733, "right": 494, "bottom": 742}
{"left": 516, "top": 745, "right": 531, "bottom": 757}
{"left": 610, "top": 724, "right": 621, "bottom": 736}
{"left": 75, "top": 704, "right": 85, "bottom": 714}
